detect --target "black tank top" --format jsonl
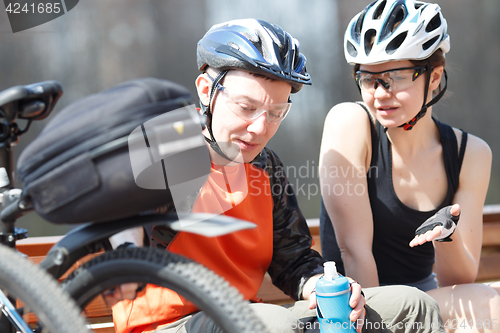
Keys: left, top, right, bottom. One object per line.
{"left": 319, "top": 104, "right": 467, "bottom": 285}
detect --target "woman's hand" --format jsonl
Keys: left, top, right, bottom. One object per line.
{"left": 410, "top": 204, "right": 460, "bottom": 247}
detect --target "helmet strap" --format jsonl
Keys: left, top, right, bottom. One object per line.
{"left": 201, "top": 70, "right": 235, "bottom": 162}
{"left": 399, "top": 62, "right": 448, "bottom": 131}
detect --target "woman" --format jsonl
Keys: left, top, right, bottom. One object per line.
{"left": 319, "top": 1, "right": 500, "bottom": 332}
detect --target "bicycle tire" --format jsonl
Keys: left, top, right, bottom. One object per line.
{"left": 62, "top": 247, "right": 269, "bottom": 333}
{"left": 0, "top": 244, "right": 90, "bottom": 333}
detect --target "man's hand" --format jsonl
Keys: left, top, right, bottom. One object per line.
{"left": 410, "top": 204, "right": 460, "bottom": 247}
{"left": 103, "top": 283, "right": 142, "bottom": 307}
{"left": 105, "top": 227, "right": 146, "bottom": 307}
{"left": 348, "top": 281, "right": 366, "bottom": 333}
{"left": 308, "top": 280, "right": 366, "bottom": 333}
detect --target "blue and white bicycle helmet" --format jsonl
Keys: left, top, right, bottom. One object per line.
{"left": 196, "top": 18, "right": 311, "bottom": 159}
{"left": 197, "top": 18, "right": 311, "bottom": 93}
{"left": 344, "top": 0, "right": 450, "bottom": 130}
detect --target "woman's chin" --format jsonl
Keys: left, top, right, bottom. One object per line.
{"left": 376, "top": 117, "right": 401, "bottom": 129}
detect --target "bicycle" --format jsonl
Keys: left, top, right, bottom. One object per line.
{"left": 0, "top": 81, "right": 90, "bottom": 333}
{"left": 0, "top": 79, "right": 269, "bottom": 332}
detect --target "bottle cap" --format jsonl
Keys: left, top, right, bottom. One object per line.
{"left": 323, "top": 261, "right": 339, "bottom": 281}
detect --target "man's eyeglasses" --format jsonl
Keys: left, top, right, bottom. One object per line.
{"left": 214, "top": 83, "right": 292, "bottom": 124}
{"left": 355, "top": 66, "right": 428, "bottom": 94}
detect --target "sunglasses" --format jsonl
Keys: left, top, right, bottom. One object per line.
{"left": 355, "top": 66, "right": 428, "bottom": 93}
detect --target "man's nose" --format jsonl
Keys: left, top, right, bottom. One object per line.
{"left": 247, "top": 112, "right": 267, "bottom": 134}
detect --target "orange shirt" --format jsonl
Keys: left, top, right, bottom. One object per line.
{"left": 113, "top": 163, "right": 274, "bottom": 332}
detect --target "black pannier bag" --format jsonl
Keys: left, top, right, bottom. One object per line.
{"left": 17, "top": 78, "right": 211, "bottom": 224}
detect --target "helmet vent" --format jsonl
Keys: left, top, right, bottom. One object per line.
{"left": 292, "top": 45, "right": 300, "bottom": 69}
{"left": 426, "top": 13, "right": 442, "bottom": 32}
{"left": 386, "top": 31, "right": 408, "bottom": 54}
{"left": 353, "top": 11, "right": 367, "bottom": 43}
{"left": 346, "top": 40, "right": 358, "bottom": 57}
{"left": 373, "top": 0, "right": 386, "bottom": 20}
{"left": 422, "top": 35, "right": 439, "bottom": 50}
{"left": 279, "top": 36, "right": 290, "bottom": 71}
{"left": 240, "top": 31, "right": 257, "bottom": 43}
{"left": 364, "top": 29, "right": 377, "bottom": 56}
{"left": 353, "top": 1, "right": 377, "bottom": 43}
{"left": 416, "top": 3, "right": 428, "bottom": 11}
{"left": 379, "top": 3, "right": 407, "bottom": 41}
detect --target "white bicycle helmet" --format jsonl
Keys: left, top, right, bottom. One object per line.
{"left": 344, "top": 0, "right": 450, "bottom": 130}
{"left": 344, "top": 0, "right": 450, "bottom": 65}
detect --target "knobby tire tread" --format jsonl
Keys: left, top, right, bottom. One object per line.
{"left": 63, "top": 247, "right": 268, "bottom": 333}
{"left": 0, "top": 245, "right": 89, "bottom": 333}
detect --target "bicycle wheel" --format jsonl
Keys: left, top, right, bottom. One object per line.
{"left": 0, "top": 244, "right": 90, "bottom": 333}
{"left": 62, "top": 247, "right": 269, "bottom": 333}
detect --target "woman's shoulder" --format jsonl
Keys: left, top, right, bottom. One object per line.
{"left": 326, "top": 101, "right": 370, "bottom": 118}
{"left": 451, "top": 127, "right": 492, "bottom": 173}
{"left": 451, "top": 127, "right": 492, "bottom": 158}
{"left": 321, "top": 102, "right": 374, "bottom": 168}
{"left": 324, "top": 101, "right": 373, "bottom": 133}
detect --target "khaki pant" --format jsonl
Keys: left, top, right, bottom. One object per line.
{"left": 154, "top": 285, "right": 445, "bottom": 333}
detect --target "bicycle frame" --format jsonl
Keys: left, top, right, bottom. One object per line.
{"left": 0, "top": 81, "right": 62, "bottom": 332}
{"left": 0, "top": 81, "right": 63, "bottom": 248}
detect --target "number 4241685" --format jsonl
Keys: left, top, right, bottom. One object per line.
{"left": 5, "top": 2, "right": 61, "bottom": 14}
{"left": 444, "top": 319, "right": 498, "bottom": 330}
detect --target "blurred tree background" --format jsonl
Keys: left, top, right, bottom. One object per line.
{"left": 0, "top": 0, "right": 498, "bottom": 236}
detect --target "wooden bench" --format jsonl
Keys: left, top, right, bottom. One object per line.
{"left": 476, "top": 204, "right": 500, "bottom": 282}
{"left": 16, "top": 204, "right": 500, "bottom": 332}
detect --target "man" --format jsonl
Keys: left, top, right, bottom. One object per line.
{"left": 110, "top": 18, "right": 445, "bottom": 333}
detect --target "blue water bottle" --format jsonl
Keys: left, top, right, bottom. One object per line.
{"left": 315, "top": 262, "right": 356, "bottom": 332}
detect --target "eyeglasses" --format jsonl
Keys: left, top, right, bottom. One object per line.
{"left": 215, "top": 83, "right": 292, "bottom": 124}
{"left": 355, "top": 66, "right": 428, "bottom": 94}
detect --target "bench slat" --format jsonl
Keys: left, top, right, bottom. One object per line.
{"left": 482, "top": 221, "right": 500, "bottom": 247}
{"left": 477, "top": 253, "right": 500, "bottom": 282}
{"left": 256, "top": 274, "right": 293, "bottom": 304}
